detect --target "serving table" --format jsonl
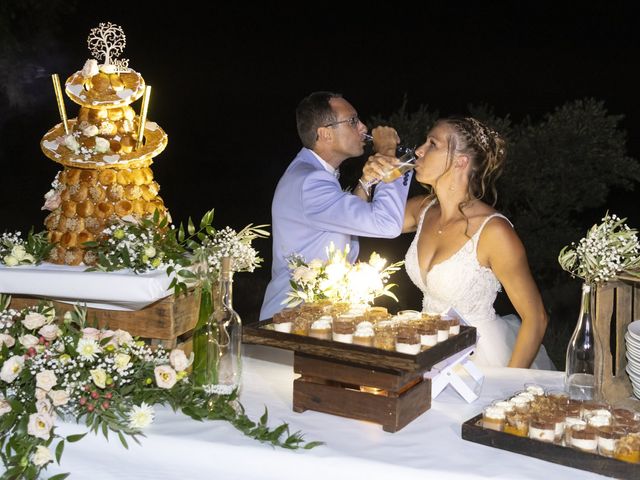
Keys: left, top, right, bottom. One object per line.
{"left": 28, "top": 345, "right": 610, "bottom": 480}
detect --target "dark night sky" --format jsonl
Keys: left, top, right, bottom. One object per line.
{"left": 1, "top": 3, "right": 639, "bottom": 315}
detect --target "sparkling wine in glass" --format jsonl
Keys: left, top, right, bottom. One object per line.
{"left": 362, "top": 134, "right": 416, "bottom": 188}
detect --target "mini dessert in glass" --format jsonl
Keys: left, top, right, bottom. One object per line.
{"left": 545, "top": 389, "right": 570, "bottom": 406}
{"left": 353, "top": 321, "right": 375, "bottom": 347}
{"left": 332, "top": 314, "right": 356, "bottom": 343}
{"left": 395, "top": 324, "right": 421, "bottom": 354}
{"left": 569, "top": 425, "right": 598, "bottom": 452}
{"left": 271, "top": 308, "right": 296, "bottom": 333}
{"left": 373, "top": 320, "right": 396, "bottom": 351}
{"left": 447, "top": 317, "right": 461, "bottom": 335}
{"left": 365, "top": 306, "right": 389, "bottom": 322}
{"left": 523, "top": 383, "right": 545, "bottom": 397}
{"left": 308, "top": 315, "right": 332, "bottom": 340}
{"left": 292, "top": 313, "right": 313, "bottom": 336}
{"left": 482, "top": 405, "right": 506, "bottom": 432}
{"left": 596, "top": 426, "right": 626, "bottom": 458}
{"left": 416, "top": 320, "right": 437, "bottom": 347}
{"left": 529, "top": 414, "right": 557, "bottom": 443}
{"left": 504, "top": 411, "right": 529, "bottom": 437}
{"left": 436, "top": 319, "right": 451, "bottom": 342}
{"left": 614, "top": 433, "right": 640, "bottom": 463}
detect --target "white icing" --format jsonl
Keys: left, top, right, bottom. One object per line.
{"left": 529, "top": 426, "right": 555, "bottom": 442}
{"left": 493, "top": 401, "right": 515, "bottom": 412}
{"left": 66, "top": 84, "right": 84, "bottom": 96}
{"left": 117, "top": 89, "right": 134, "bottom": 99}
{"left": 103, "top": 155, "right": 120, "bottom": 164}
{"left": 354, "top": 322, "right": 374, "bottom": 337}
{"left": 332, "top": 333, "right": 353, "bottom": 344}
{"left": 395, "top": 343, "right": 420, "bottom": 354}
{"left": 525, "top": 384, "right": 545, "bottom": 396}
{"left": 99, "top": 64, "right": 117, "bottom": 74}
{"left": 42, "top": 140, "right": 58, "bottom": 151}
{"left": 587, "top": 414, "right": 611, "bottom": 427}
{"left": 484, "top": 406, "right": 506, "bottom": 420}
{"left": 310, "top": 317, "right": 332, "bottom": 330}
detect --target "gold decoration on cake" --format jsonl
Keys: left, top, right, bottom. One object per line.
{"left": 51, "top": 74, "right": 69, "bottom": 134}
{"left": 136, "top": 85, "right": 151, "bottom": 150}
{"left": 41, "top": 23, "right": 170, "bottom": 265}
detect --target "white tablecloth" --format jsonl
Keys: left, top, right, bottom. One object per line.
{"left": 0, "top": 263, "right": 174, "bottom": 310}
{"left": 30, "top": 345, "right": 610, "bottom": 480}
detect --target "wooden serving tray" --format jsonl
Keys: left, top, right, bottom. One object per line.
{"left": 243, "top": 320, "right": 477, "bottom": 372}
{"left": 244, "top": 319, "right": 477, "bottom": 432}
{"left": 461, "top": 413, "right": 639, "bottom": 479}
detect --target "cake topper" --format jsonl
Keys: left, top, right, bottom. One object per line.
{"left": 87, "top": 22, "right": 128, "bottom": 68}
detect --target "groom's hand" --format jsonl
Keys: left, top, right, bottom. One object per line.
{"left": 371, "top": 126, "right": 400, "bottom": 156}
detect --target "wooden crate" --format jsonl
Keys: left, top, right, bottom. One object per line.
{"left": 594, "top": 274, "right": 640, "bottom": 408}
{"left": 461, "top": 413, "right": 638, "bottom": 479}
{"left": 243, "top": 320, "right": 476, "bottom": 432}
{"left": 9, "top": 289, "right": 200, "bottom": 352}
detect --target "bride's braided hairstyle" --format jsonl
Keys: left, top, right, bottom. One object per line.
{"left": 441, "top": 116, "right": 506, "bottom": 206}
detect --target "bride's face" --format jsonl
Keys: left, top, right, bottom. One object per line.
{"left": 413, "top": 124, "right": 453, "bottom": 185}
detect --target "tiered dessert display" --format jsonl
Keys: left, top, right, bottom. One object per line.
{"left": 40, "top": 22, "right": 168, "bottom": 266}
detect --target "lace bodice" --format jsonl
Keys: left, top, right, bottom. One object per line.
{"left": 405, "top": 201, "right": 508, "bottom": 326}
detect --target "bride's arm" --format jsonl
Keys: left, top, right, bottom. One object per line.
{"left": 402, "top": 195, "right": 428, "bottom": 233}
{"left": 480, "top": 219, "right": 549, "bottom": 368}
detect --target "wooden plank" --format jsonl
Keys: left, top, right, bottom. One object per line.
{"left": 293, "top": 353, "right": 421, "bottom": 391}
{"left": 293, "top": 376, "right": 430, "bottom": 432}
{"left": 243, "top": 320, "right": 476, "bottom": 372}
{"left": 462, "top": 413, "right": 639, "bottom": 480}
{"left": 9, "top": 289, "right": 199, "bottom": 340}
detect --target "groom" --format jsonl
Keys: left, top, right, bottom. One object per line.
{"left": 259, "top": 91, "right": 411, "bottom": 320}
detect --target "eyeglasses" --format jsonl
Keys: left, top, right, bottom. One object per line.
{"left": 323, "top": 116, "right": 361, "bottom": 129}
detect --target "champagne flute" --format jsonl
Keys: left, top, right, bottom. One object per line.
{"left": 362, "top": 134, "right": 416, "bottom": 188}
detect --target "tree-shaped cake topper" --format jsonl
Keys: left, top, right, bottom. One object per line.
{"left": 87, "top": 22, "right": 127, "bottom": 66}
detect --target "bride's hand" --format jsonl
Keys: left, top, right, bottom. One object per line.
{"left": 361, "top": 153, "right": 398, "bottom": 185}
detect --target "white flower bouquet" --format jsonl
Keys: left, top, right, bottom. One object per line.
{"left": 558, "top": 212, "right": 640, "bottom": 284}
{"left": 0, "top": 230, "right": 52, "bottom": 267}
{"left": 283, "top": 243, "right": 403, "bottom": 307}
{"left": 0, "top": 295, "right": 318, "bottom": 479}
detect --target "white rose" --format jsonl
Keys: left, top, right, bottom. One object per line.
{"left": 301, "top": 268, "right": 318, "bottom": 283}
{"left": 48, "top": 389, "right": 70, "bottom": 406}
{"left": 112, "top": 329, "right": 133, "bottom": 346}
{"left": 0, "top": 333, "right": 15, "bottom": 348}
{"left": 38, "top": 324, "right": 60, "bottom": 341}
{"left": 31, "top": 445, "right": 53, "bottom": 467}
{"left": 22, "top": 253, "right": 35, "bottom": 263}
{"left": 27, "top": 412, "right": 53, "bottom": 440}
{"left": 90, "top": 368, "right": 107, "bottom": 389}
{"left": 113, "top": 353, "right": 131, "bottom": 371}
{"left": 154, "top": 365, "right": 177, "bottom": 389}
{"left": 325, "top": 262, "right": 348, "bottom": 283}
{"left": 19, "top": 334, "right": 39, "bottom": 349}
{"left": 292, "top": 266, "right": 307, "bottom": 282}
{"left": 81, "top": 327, "right": 101, "bottom": 341}
{"left": 36, "top": 398, "right": 53, "bottom": 415}
{"left": 0, "top": 399, "right": 11, "bottom": 416}
{"left": 94, "top": 136, "right": 110, "bottom": 153}
{"left": 169, "top": 349, "right": 192, "bottom": 372}
{"left": 22, "top": 312, "right": 47, "bottom": 330}
{"left": 36, "top": 370, "right": 58, "bottom": 392}
{"left": 10, "top": 245, "right": 27, "bottom": 261}
{"left": 143, "top": 245, "right": 157, "bottom": 258}
{"left": 308, "top": 259, "right": 324, "bottom": 270}
{"left": 3, "top": 255, "right": 18, "bottom": 266}
{"left": 42, "top": 189, "right": 62, "bottom": 211}
{"left": 99, "top": 63, "right": 117, "bottom": 74}
{"left": 35, "top": 388, "right": 48, "bottom": 400}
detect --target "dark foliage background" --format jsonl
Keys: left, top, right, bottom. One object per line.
{"left": 2, "top": 2, "right": 639, "bottom": 367}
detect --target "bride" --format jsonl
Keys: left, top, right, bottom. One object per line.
{"left": 395, "top": 116, "right": 553, "bottom": 369}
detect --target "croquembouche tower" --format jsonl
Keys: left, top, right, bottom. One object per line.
{"left": 40, "top": 22, "right": 168, "bottom": 266}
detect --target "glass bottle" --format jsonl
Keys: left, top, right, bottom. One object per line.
{"left": 192, "top": 256, "right": 242, "bottom": 394}
{"left": 565, "top": 282, "right": 596, "bottom": 400}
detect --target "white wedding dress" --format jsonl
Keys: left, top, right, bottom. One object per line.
{"left": 405, "top": 201, "right": 555, "bottom": 369}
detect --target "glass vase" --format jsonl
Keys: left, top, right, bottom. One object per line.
{"left": 565, "top": 282, "right": 596, "bottom": 400}
{"left": 191, "top": 257, "right": 242, "bottom": 396}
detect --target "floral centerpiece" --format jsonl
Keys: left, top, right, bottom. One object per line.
{"left": 558, "top": 212, "right": 640, "bottom": 284}
{"left": 558, "top": 212, "right": 640, "bottom": 400}
{"left": 0, "top": 296, "right": 320, "bottom": 480}
{"left": 1, "top": 230, "right": 52, "bottom": 267}
{"left": 283, "top": 242, "right": 403, "bottom": 308}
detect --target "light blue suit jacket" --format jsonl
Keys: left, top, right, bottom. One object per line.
{"left": 259, "top": 148, "right": 411, "bottom": 320}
